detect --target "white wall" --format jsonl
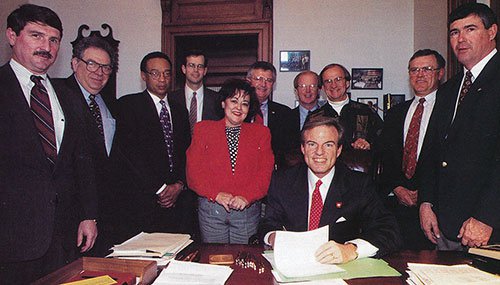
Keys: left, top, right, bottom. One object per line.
{"left": 0, "top": 0, "right": 23, "bottom": 64}
{"left": 272, "top": 0, "right": 414, "bottom": 113}
{"left": 30, "top": 0, "right": 162, "bottom": 97}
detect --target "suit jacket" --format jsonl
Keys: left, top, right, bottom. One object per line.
{"left": 0, "top": 64, "right": 97, "bottom": 262}
{"left": 186, "top": 119, "right": 274, "bottom": 203}
{"left": 114, "top": 90, "right": 191, "bottom": 234}
{"left": 420, "top": 52, "right": 500, "bottom": 243}
{"left": 260, "top": 163, "right": 401, "bottom": 257}
{"left": 267, "top": 101, "right": 295, "bottom": 169}
{"left": 170, "top": 86, "right": 221, "bottom": 121}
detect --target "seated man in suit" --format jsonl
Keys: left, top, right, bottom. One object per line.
{"left": 58, "top": 35, "right": 120, "bottom": 255}
{"left": 171, "top": 49, "right": 221, "bottom": 131}
{"left": 380, "top": 49, "right": 445, "bottom": 250}
{"left": 260, "top": 113, "right": 401, "bottom": 264}
{"left": 114, "top": 52, "right": 192, "bottom": 238}
{"left": 246, "top": 61, "right": 294, "bottom": 169}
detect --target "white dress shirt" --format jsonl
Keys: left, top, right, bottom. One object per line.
{"left": 185, "top": 85, "right": 204, "bottom": 122}
{"left": 403, "top": 91, "right": 436, "bottom": 159}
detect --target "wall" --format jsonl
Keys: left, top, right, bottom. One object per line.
{"left": 0, "top": 0, "right": 23, "bottom": 64}
{"left": 0, "top": 0, "right": 450, "bottom": 108}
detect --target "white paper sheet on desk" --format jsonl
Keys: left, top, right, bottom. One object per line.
{"left": 274, "top": 226, "right": 344, "bottom": 278}
{"left": 407, "top": 263, "right": 500, "bottom": 285}
{"left": 153, "top": 260, "right": 233, "bottom": 285}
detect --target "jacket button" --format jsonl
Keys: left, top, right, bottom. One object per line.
{"left": 441, "top": 161, "right": 448, "bottom": 168}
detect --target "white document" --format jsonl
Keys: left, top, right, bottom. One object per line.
{"left": 110, "top": 232, "right": 192, "bottom": 257}
{"left": 274, "top": 226, "right": 344, "bottom": 278}
{"left": 407, "top": 263, "right": 500, "bottom": 285}
{"left": 153, "top": 260, "right": 233, "bottom": 285}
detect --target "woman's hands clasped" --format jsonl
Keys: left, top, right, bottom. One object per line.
{"left": 215, "top": 192, "right": 249, "bottom": 212}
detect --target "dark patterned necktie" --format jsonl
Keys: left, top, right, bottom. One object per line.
{"left": 458, "top": 70, "right": 472, "bottom": 107}
{"left": 189, "top": 91, "right": 197, "bottom": 133}
{"left": 159, "top": 100, "right": 174, "bottom": 172}
{"left": 30, "top": 75, "right": 57, "bottom": 166}
{"left": 309, "top": 179, "right": 323, "bottom": 231}
{"left": 402, "top": 97, "right": 425, "bottom": 179}
{"left": 89, "top": 94, "right": 104, "bottom": 139}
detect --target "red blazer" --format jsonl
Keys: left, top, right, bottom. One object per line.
{"left": 187, "top": 119, "right": 274, "bottom": 203}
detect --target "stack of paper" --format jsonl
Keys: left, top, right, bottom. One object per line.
{"left": 108, "top": 232, "right": 193, "bottom": 266}
{"left": 406, "top": 263, "right": 500, "bottom": 285}
{"left": 153, "top": 260, "right": 233, "bottom": 285}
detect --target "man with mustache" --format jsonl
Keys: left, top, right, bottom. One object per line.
{"left": 0, "top": 4, "right": 97, "bottom": 283}
{"left": 420, "top": 3, "right": 500, "bottom": 250}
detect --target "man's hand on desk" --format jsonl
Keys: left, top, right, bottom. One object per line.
{"left": 419, "top": 203, "right": 440, "bottom": 244}
{"left": 158, "top": 182, "right": 183, "bottom": 208}
{"left": 216, "top": 192, "right": 234, "bottom": 212}
{"left": 77, "top": 219, "right": 98, "bottom": 252}
{"left": 315, "top": 241, "right": 358, "bottom": 264}
{"left": 458, "top": 217, "right": 492, "bottom": 247}
{"left": 394, "top": 186, "right": 418, "bottom": 207}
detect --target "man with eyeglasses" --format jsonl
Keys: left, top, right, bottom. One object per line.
{"left": 171, "top": 50, "right": 221, "bottom": 132}
{"left": 114, "top": 52, "right": 193, "bottom": 238}
{"left": 311, "top": 63, "right": 383, "bottom": 174}
{"left": 420, "top": 3, "right": 500, "bottom": 250}
{"left": 379, "top": 49, "right": 445, "bottom": 250}
{"left": 55, "top": 35, "right": 122, "bottom": 256}
{"left": 246, "top": 61, "right": 295, "bottom": 169}
{"left": 0, "top": 4, "right": 97, "bottom": 283}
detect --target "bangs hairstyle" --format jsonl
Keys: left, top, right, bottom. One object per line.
{"left": 448, "top": 2, "right": 497, "bottom": 29}
{"left": 218, "top": 78, "right": 259, "bottom": 123}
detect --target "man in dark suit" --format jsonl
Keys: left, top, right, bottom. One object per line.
{"left": 311, "top": 63, "right": 383, "bottom": 174}
{"left": 260, "top": 114, "right": 401, "bottom": 264}
{"left": 287, "top": 71, "right": 321, "bottom": 167}
{"left": 114, "top": 52, "right": 192, "bottom": 238}
{"left": 420, "top": 3, "right": 500, "bottom": 250}
{"left": 57, "top": 35, "right": 120, "bottom": 255}
{"left": 0, "top": 4, "right": 97, "bottom": 283}
{"left": 170, "top": 49, "right": 221, "bottom": 130}
{"left": 247, "top": 61, "right": 295, "bottom": 169}
{"left": 380, "top": 49, "right": 445, "bottom": 250}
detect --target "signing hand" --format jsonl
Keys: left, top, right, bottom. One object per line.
{"left": 315, "top": 241, "right": 358, "bottom": 264}
{"left": 351, "top": 138, "right": 371, "bottom": 150}
{"left": 419, "top": 203, "right": 440, "bottom": 244}
{"left": 458, "top": 217, "right": 492, "bottom": 247}
{"left": 77, "top": 219, "right": 98, "bottom": 253}
{"left": 158, "top": 183, "right": 183, "bottom": 208}
{"left": 229, "top": 196, "right": 249, "bottom": 211}
{"left": 394, "top": 186, "right": 418, "bottom": 207}
{"left": 215, "top": 192, "right": 234, "bottom": 212}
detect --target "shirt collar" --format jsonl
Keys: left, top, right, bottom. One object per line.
{"left": 307, "top": 166, "right": 335, "bottom": 192}
{"left": 10, "top": 58, "right": 48, "bottom": 85}
{"left": 327, "top": 96, "right": 349, "bottom": 108}
{"left": 467, "top": 48, "right": 497, "bottom": 80}
{"left": 185, "top": 85, "right": 203, "bottom": 98}
{"left": 413, "top": 89, "right": 436, "bottom": 106}
{"left": 147, "top": 90, "right": 167, "bottom": 105}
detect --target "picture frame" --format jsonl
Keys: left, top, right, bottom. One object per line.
{"left": 357, "top": 97, "right": 380, "bottom": 113}
{"left": 383, "top": 93, "right": 406, "bottom": 118}
{"left": 351, "top": 68, "right": 383, "bottom": 90}
{"left": 279, "top": 50, "right": 310, "bottom": 72}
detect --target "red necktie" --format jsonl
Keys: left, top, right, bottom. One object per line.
{"left": 30, "top": 75, "right": 57, "bottom": 166}
{"left": 402, "top": 97, "right": 425, "bottom": 179}
{"left": 189, "top": 91, "right": 197, "bottom": 132}
{"left": 309, "top": 179, "right": 323, "bottom": 231}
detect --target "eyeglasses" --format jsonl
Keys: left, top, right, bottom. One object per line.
{"left": 78, "top": 58, "right": 113, "bottom": 75}
{"left": 323, "top": 77, "right": 345, "bottom": 85}
{"left": 296, "top": 84, "right": 318, "bottom": 89}
{"left": 186, "top": 63, "right": 206, "bottom": 69}
{"left": 145, "top": 70, "right": 171, "bottom": 80}
{"left": 408, "top": 66, "right": 440, "bottom": 75}
{"left": 250, "top": 76, "right": 274, "bottom": 83}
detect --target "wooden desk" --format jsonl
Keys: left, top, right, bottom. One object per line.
{"left": 184, "top": 244, "right": 471, "bottom": 285}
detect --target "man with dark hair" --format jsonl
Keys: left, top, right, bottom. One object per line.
{"left": 246, "top": 61, "right": 295, "bottom": 169}
{"left": 0, "top": 4, "right": 97, "bottom": 283}
{"left": 56, "top": 35, "right": 120, "bottom": 255}
{"left": 260, "top": 113, "right": 400, "bottom": 264}
{"left": 312, "top": 63, "right": 383, "bottom": 173}
{"left": 171, "top": 49, "right": 221, "bottom": 132}
{"left": 114, "top": 51, "right": 193, "bottom": 238}
{"left": 380, "top": 49, "right": 445, "bottom": 249}
{"left": 420, "top": 3, "right": 500, "bottom": 250}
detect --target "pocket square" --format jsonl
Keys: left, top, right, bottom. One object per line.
{"left": 335, "top": 216, "right": 347, "bottom": 223}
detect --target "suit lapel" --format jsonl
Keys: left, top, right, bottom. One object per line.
{"left": 294, "top": 166, "right": 310, "bottom": 230}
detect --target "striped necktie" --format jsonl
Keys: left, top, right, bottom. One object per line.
{"left": 160, "top": 100, "right": 174, "bottom": 172}
{"left": 189, "top": 91, "right": 197, "bottom": 132}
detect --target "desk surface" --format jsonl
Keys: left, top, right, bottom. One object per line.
{"left": 188, "top": 244, "right": 471, "bottom": 285}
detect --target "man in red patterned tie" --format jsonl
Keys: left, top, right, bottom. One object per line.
{"left": 260, "top": 114, "right": 400, "bottom": 264}
{"left": 380, "top": 49, "right": 445, "bottom": 250}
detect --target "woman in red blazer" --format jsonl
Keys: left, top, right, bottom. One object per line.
{"left": 187, "top": 79, "right": 274, "bottom": 244}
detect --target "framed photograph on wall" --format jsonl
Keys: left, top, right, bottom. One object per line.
{"left": 383, "top": 93, "right": 406, "bottom": 118}
{"left": 279, "top": 50, "right": 310, "bottom": 72}
{"left": 357, "top": 97, "right": 379, "bottom": 113}
{"left": 351, "top": 68, "right": 383, "bottom": 90}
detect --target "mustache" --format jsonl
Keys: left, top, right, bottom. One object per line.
{"left": 33, "top": 50, "right": 52, "bottom": 59}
